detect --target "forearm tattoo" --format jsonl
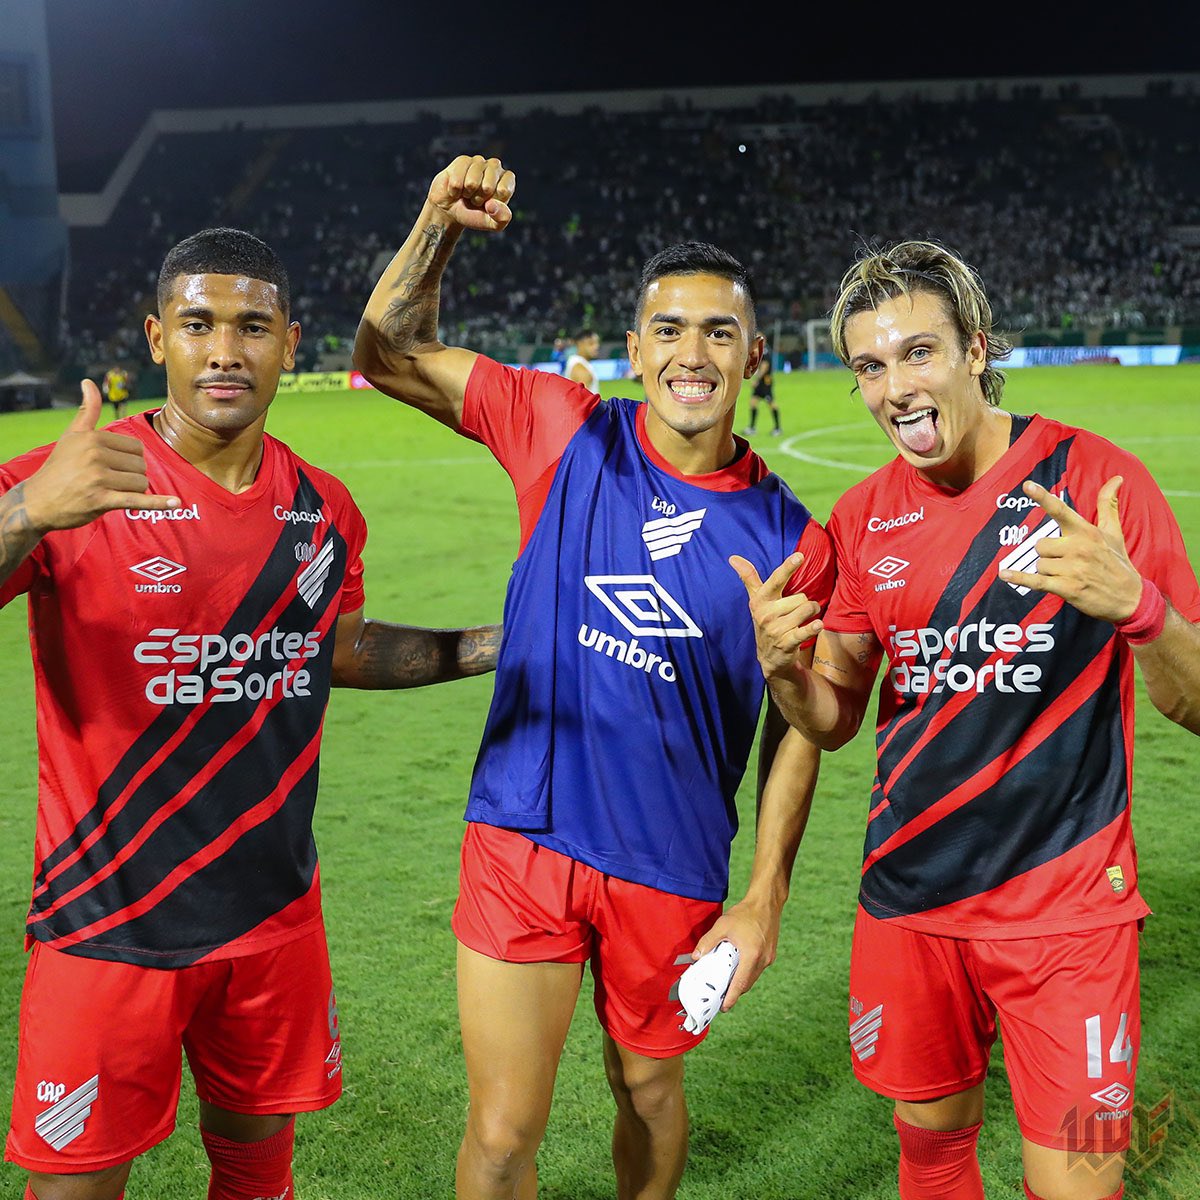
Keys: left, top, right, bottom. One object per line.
{"left": 379, "top": 223, "right": 454, "bottom": 354}
{"left": 457, "top": 624, "right": 502, "bottom": 676}
{"left": 0, "top": 483, "right": 41, "bottom": 588}
{"left": 348, "top": 620, "right": 501, "bottom": 689}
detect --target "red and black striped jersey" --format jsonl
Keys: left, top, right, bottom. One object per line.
{"left": 0, "top": 413, "right": 366, "bottom": 967}
{"left": 825, "top": 413, "right": 1200, "bottom": 939}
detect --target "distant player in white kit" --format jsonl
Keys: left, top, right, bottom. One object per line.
{"left": 565, "top": 328, "right": 601, "bottom": 392}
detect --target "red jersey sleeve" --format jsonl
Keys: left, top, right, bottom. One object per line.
{"left": 460, "top": 357, "right": 600, "bottom": 550}
{"left": 822, "top": 490, "right": 874, "bottom": 634}
{"left": 0, "top": 448, "right": 54, "bottom": 609}
{"left": 1068, "top": 434, "right": 1200, "bottom": 622}
{"left": 784, "top": 518, "right": 837, "bottom": 614}
{"left": 339, "top": 499, "right": 367, "bottom": 614}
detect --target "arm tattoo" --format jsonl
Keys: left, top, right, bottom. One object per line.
{"left": 456, "top": 624, "right": 503, "bottom": 676}
{"left": 855, "top": 633, "right": 875, "bottom": 665}
{"left": 379, "top": 223, "right": 454, "bottom": 355}
{"left": 0, "top": 483, "right": 42, "bottom": 589}
{"left": 813, "top": 653, "right": 848, "bottom": 679}
{"left": 341, "top": 620, "right": 501, "bottom": 689}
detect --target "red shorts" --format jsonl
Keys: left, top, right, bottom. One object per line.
{"left": 453, "top": 821, "right": 722, "bottom": 1058}
{"left": 6, "top": 926, "right": 343, "bottom": 1173}
{"left": 849, "top": 907, "right": 1140, "bottom": 1151}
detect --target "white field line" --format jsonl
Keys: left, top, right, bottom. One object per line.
{"left": 772, "top": 425, "right": 1198, "bottom": 498}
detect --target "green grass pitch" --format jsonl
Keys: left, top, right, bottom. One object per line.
{"left": 0, "top": 365, "right": 1197, "bottom": 1198}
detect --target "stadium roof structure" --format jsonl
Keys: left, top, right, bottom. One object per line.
{"left": 59, "top": 72, "right": 1200, "bottom": 228}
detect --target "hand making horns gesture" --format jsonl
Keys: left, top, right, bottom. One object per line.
{"left": 998, "top": 477, "right": 1144, "bottom": 624}
{"left": 729, "top": 551, "right": 824, "bottom": 680}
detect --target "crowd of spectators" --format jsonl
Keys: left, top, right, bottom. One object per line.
{"left": 61, "top": 81, "right": 1200, "bottom": 372}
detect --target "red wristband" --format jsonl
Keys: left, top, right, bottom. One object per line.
{"left": 1115, "top": 577, "right": 1166, "bottom": 645}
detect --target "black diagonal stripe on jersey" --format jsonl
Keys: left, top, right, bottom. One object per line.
{"left": 37, "top": 680, "right": 328, "bottom": 958}
{"left": 90, "top": 758, "right": 323, "bottom": 966}
{"left": 868, "top": 434, "right": 1077, "bottom": 832}
{"left": 861, "top": 652, "right": 1125, "bottom": 918}
{"left": 32, "top": 470, "right": 336, "bottom": 896}
{"left": 864, "top": 598, "right": 1112, "bottom": 858}
{"left": 30, "top": 510, "right": 344, "bottom": 932}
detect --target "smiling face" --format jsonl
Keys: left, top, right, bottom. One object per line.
{"left": 844, "top": 289, "right": 1007, "bottom": 487}
{"left": 145, "top": 273, "right": 300, "bottom": 437}
{"left": 627, "top": 272, "right": 763, "bottom": 460}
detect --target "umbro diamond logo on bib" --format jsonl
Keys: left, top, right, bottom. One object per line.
{"left": 35, "top": 1074, "right": 99, "bottom": 1151}
{"left": 584, "top": 576, "right": 703, "bottom": 638}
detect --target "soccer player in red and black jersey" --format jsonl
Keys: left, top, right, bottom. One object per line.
{"left": 0, "top": 228, "right": 501, "bottom": 1200}
{"left": 734, "top": 241, "right": 1200, "bottom": 1200}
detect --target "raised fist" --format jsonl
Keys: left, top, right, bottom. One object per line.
{"left": 428, "top": 155, "right": 516, "bottom": 233}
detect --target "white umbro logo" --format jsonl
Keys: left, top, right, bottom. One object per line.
{"left": 1091, "top": 1082, "right": 1132, "bottom": 1110}
{"left": 998, "top": 519, "right": 1062, "bottom": 595}
{"left": 641, "top": 508, "right": 707, "bottom": 561}
{"left": 867, "top": 556, "right": 908, "bottom": 580}
{"left": 35, "top": 1074, "right": 99, "bottom": 1151}
{"left": 130, "top": 556, "right": 186, "bottom": 582}
{"left": 297, "top": 539, "right": 335, "bottom": 609}
{"left": 585, "top": 575, "right": 702, "bottom": 638}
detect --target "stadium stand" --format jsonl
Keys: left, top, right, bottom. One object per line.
{"left": 59, "top": 81, "right": 1200, "bottom": 376}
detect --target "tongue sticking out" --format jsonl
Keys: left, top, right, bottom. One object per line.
{"left": 897, "top": 412, "right": 938, "bottom": 455}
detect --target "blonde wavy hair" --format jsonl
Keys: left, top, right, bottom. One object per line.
{"left": 829, "top": 241, "right": 1013, "bottom": 405}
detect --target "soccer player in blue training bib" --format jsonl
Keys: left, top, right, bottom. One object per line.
{"left": 354, "top": 155, "right": 835, "bottom": 1200}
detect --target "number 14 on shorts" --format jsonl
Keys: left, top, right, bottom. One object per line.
{"left": 1086, "top": 1012, "right": 1134, "bottom": 1077}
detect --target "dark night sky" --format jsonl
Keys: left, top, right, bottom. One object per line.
{"left": 45, "top": 0, "right": 1200, "bottom": 184}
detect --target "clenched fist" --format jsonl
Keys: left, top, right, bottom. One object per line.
{"left": 429, "top": 155, "right": 516, "bottom": 233}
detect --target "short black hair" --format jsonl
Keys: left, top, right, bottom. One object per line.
{"left": 157, "top": 227, "right": 290, "bottom": 315}
{"left": 575, "top": 328, "right": 597, "bottom": 343}
{"left": 635, "top": 241, "right": 756, "bottom": 328}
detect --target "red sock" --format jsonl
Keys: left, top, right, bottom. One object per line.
{"left": 1024, "top": 1182, "right": 1123, "bottom": 1200}
{"left": 201, "top": 1119, "right": 295, "bottom": 1200}
{"left": 894, "top": 1114, "right": 984, "bottom": 1199}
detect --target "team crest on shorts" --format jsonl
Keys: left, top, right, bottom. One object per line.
{"left": 325, "top": 1040, "right": 343, "bottom": 1080}
{"left": 35, "top": 1074, "right": 99, "bottom": 1151}
{"left": 1106, "top": 865, "right": 1126, "bottom": 894}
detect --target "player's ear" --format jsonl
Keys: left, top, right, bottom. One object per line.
{"left": 745, "top": 332, "right": 766, "bottom": 379}
{"left": 284, "top": 321, "right": 301, "bottom": 372}
{"left": 626, "top": 329, "right": 643, "bottom": 380}
{"left": 145, "top": 314, "right": 165, "bottom": 364}
{"left": 967, "top": 331, "right": 986, "bottom": 377}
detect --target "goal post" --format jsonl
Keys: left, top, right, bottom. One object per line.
{"left": 804, "top": 317, "right": 836, "bottom": 371}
